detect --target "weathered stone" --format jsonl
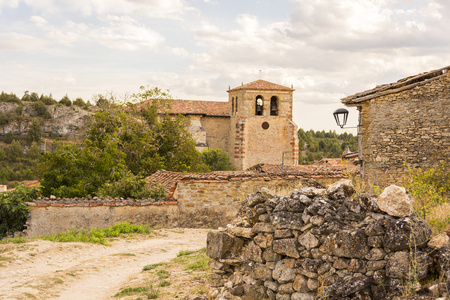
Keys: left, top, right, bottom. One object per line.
{"left": 377, "top": 185, "right": 413, "bottom": 217}
{"left": 241, "top": 241, "right": 263, "bottom": 263}
{"left": 259, "top": 213, "right": 271, "bottom": 223}
{"left": 242, "top": 284, "right": 267, "bottom": 300}
{"left": 324, "top": 275, "right": 373, "bottom": 297}
{"left": 309, "top": 215, "right": 324, "bottom": 226}
{"left": 366, "top": 260, "right": 386, "bottom": 271}
{"left": 265, "top": 280, "right": 280, "bottom": 292}
{"left": 348, "top": 259, "right": 366, "bottom": 273}
{"left": 326, "top": 179, "right": 355, "bottom": 200}
{"left": 292, "top": 275, "right": 309, "bottom": 292}
{"left": 428, "top": 232, "right": 450, "bottom": 249}
{"left": 306, "top": 278, "right": 319, "bottom": 291}
{"left": 364, "top": 222, "right": 385, "bottom": 236}
{"left": 384, "top": 215, "right": 432, "bottom": 251}
{"left": 273, "top": 260, "right": 296, "bottom": 283}
{"left": 439, "top": 245, "right": 450, "bottom": 273}
{"left": 244, "top": 188, "right": 274, "bottom": 207}
{"left": 275, "top": 293, "right": 290, "bottom": 300}
{"left": 274, "top": 229, "right": 294, "bottom": 239}
{"left": 317, "top": 262, "right": 331, "bottom": 275}
{"left": 365, "top": 248, "right": 386, "bottom": 261}
{"left": 252, "top": 222, "right": 275, "bottom": 233}
{"left": 386, "top": 251, "right": 410, "bottom": 278}
{"left": 263, "top": 247, "right": 282, "bottom": 262}
{"left": 254, "top": 234, "right": 269, "bottom": 248}
{"left": 291, "top": 292, "right": 315, "bottom": 300}
{"left": 227, "top": 224, "right": 255, "bottom": 239}
{"left": 367, "top": 236, "right": 383, "bottom": 248}
{"left": 252, "top": 263, "right": 272, "bottom": 280}
{"left": 274, "top": 196, "right": 307, "bottom": 213}
{"left": 278, "top": 283, "right": 294, "bottom": 294}
{"left": 273, "top": 238, "right": 300, "bottom": 258}
{"left": 271, "top": 211, "right": 304, "bottom": 230}
{"left": 298, "top": 232, "right": 319, "bottom": 250}
{"left": 324, "top": 229, "right": 369, "bottom": 258}
{"left": 295, "top": 187, "right": 325, "bottom": 198}
{"left": 207, "top": 231, "right": 244, "bottom": 260}
{"left": 333, "top": 258, "right": 350, "bottom": 269}
{"left": 299, "top": 258, "right": 322, "bottom": 273}
{"left": 355, "top": 193, "right": 380, "bottom": 212}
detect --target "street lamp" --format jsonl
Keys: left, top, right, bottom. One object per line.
{"left": 333, "top": 108, "right": 349, "bottom": 128}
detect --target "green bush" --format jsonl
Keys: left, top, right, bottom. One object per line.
{"left": 202, "top": 148, "right": 235, "bottom": 171}
{"left": 0, "top": 185, "right": 40, "bottom": 237}
{"left": 98, "top": 172, "right": 167, "bottom": 199}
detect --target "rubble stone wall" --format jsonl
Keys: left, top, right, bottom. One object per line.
{"left": 206, "top": 181, "right": 450, "bottom": 299}
{"left": 358, "top": 71, "right": 450, "bottom": 188}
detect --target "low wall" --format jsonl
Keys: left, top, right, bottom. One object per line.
{"left": 24, "top": 175, "right": 349, "bottom": 237}
{"left": 25, "top": 199, "right": 178, "bottom": 237}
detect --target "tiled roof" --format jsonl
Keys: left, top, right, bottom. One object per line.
{"left": 228, "top": 80, "right": 294, "bottom": 92}
{"left": 140, "top": 99, "right": 229, "bottom": 117}
{"left": 149, "top": 161, "right": 360, "bottom": 199}
{"left": 342, "top": 65, "right": 450, "bottom": 104}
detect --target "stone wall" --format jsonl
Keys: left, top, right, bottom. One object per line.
{"left": 355, "top": 71, "right": 449, "bottom": 188}
{"left": 25, "top": 198, "right": 178, "bottom": 237}
{"left": 206, "top": 181, "right": 450, "bottom": 299}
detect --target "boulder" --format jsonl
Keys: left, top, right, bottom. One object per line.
{"left": 324, "top": 229, "right": 369, "bottom": 258}
{"left": 383, "top": 215, "right": 432, "bottom": 251}
{"left": 206, "top": 231, "right": 244, "bottom": 260}
{"left": 324, "top": 275, "right": 373, "bottom": 298}
{"left": 428, "top": 232, "right": 450, "bottom": 249}
{"left": 326, "top": 179, "right": 355, "bottom": 200}
{"left": 377, "top": 185, "right": 413, "bottom": 217}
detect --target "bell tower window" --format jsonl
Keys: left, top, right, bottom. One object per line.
{"left": 235, "top": 97, "right": 238, "bottom": 112}
{"left": 232, "top": 97, "right": 235, "bottom": 114}
{"left": 255, "top": 96, "right": 263, "bottom": 116}
{"left": 270, "top": 96, "right": 278, "bottom": 116}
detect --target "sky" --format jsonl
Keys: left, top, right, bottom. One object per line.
{"left": 1, "top": 0, "right": 449, "bottom": 133}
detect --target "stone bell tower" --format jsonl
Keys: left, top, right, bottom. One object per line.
{"left": 227, "top": 80, "right": 299, "bottom": 170}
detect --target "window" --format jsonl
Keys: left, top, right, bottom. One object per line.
{"left": 270, "top": 96, "right": 278, "bottom": 116}
{"left": 255, "top": 96, "right": 263, "bottom": 115}
{"left": 236, "top": 97, "right": 238, "bottom": 112}
{"left": 232, "top": 97, "right": 235, "bottom": 114}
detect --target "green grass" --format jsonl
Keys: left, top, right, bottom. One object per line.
{"left": 143, "top": 262, "right": 164, "bottom": 271}
{"left": 114, "top": 286, "right": 149, "bottom": 297}
{"left": 159, "top": 280, "right": 170, "bottom": 287}
{"left": 0, "top": 237, "right": 28, "bottom": 244}
{"left": 185, "top": 256, "right": 211, "bottom": 272}
{"left": 156, "top": 270, "right": 170, "bottom": 279}
{"left": 177, "top": 250, "right": 196, "bottom": 257}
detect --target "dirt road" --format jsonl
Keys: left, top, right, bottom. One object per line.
{"left": 0, "top": 228, "right": 209, "bottom": 300}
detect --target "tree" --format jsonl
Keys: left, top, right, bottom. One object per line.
{"left": 59, "top": 95, "right": 72, "bottom": 106}
{"left": 202, "top": 148, "right": 235, "bottom": 171}
{"left": 33, "top": 101, "right": 48, "bottom": 116}
{"left": 4, "top": 132, "right": 13, "bottom": 144}
{"left": 7, "top": 140, "right": 22, "bottom": 162}
{"left": 26, "top": 119, "right": 42, "bottom": 144}
{"left": 28, "top": 142, "right": 41, "bottom": 160}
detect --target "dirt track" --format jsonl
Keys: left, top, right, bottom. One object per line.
{"left": 0, "top": 228, "right": 209, "bottom": 300}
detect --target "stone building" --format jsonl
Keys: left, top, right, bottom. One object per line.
{"left": 163, "top": 80, "right": 299, "bottom": 170}
{"left": 341, "top": 65, "right": 450, "bottom": 188}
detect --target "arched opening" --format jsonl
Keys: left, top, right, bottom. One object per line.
{"left": 270, "top": 96, "right": 278, "bottom": 116}
{"left": 235, "top": 97, "right": 238, "bottom": 112}
{"left": 255, "top": 95, "right": 263, "bottom": 116}
{"left": 232, "top": 97, "right": 235, "bottom": 114}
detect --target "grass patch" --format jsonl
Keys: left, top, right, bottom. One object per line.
{"left": 156, "top": 270, "right": 170, "bottom": 279}
{"left": 184, "top": 255, "right": 211, "bottom": 272}
{"left": 143, "top": 262, "right": 164, "bottom": 271}
{"left": 0, "top": 256, "right": 12, "bottom": 262}
{"left": 0, "top": 237, "right": 28, "bottom": 244}
{"left": 177, "top": 250, "right": 196, "bottom": 257}
{"left": 427, "top": 202, "right": 450, "bottom": 234}
{"left": 39, "top": 222, "right": 152, "bottom": 245}
{"left": 114, "top": 286, "right": 149, "bottom": 297}
{"left": 159, "top": 280, "right": 170, "bottom": 287}
{"left": 113, "top": 253, "right": 136, "bottom": 257}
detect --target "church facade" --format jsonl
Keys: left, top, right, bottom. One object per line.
{"left": 164, "top": 80, "right": 299, "bottom": 170}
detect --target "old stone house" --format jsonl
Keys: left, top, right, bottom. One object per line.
{"left": 161, "top": 80, "right": 299, "bottom": 170}
{"left": 341, "top": 65, "right": 450, "bottom": 187}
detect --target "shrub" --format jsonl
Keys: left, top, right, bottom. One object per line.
{"left": 202, "top": 148, "right": 235, "bottom": 171}
{"left": 0, "top": 186, "right": 40, "bottom": 237}
{"left": 98, "top": 172, "right": 167, "bottom": 199}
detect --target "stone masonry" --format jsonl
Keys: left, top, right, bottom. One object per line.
{"left": 206, "top": 180, "right": 450, "bottom": 299}
{"left": 342, "top": 65, "right": 450, "bottom": 188}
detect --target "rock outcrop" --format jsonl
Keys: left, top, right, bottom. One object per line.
{"left": 207, "top": 182, "right": 449, "bottom": 299}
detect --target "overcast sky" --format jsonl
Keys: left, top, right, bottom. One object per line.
{"left": 1, "top": 0, "right": 449, "bottom": 133}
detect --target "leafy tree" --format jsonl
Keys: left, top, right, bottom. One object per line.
{"left": 0, "top": 148, "right": 5, "bottom": 161}
{"left": 59, "top": 95, "right": 72, "bottom": 106}
{"left": 202, "top": 148, "right": 235, "bottom": 171}
{"left": 0, "top": 92, "right": 21, "bottom": 104}
{"left": 4, "top": 132, "right": 13, "bottom": 144}
{"left": 41, "top": 139, "right": 127, "bottom": 197}
{"left": 28, "top": 142, "right": 41, "bottom": 160}
{"left": 26, "top": 119, "right": 42, "bottom": 144}
{"left": 0, "top": 112, "right": 9, "bottom": 125}
{"left": 7, "top": 140, "right": 22, "bottom": 162}
{"left": 40, "top": 94, "right": 57, "bottom": 105}
{"left": 73, "top": 97, "right": 86, "bottom": 107}
{"left": 98, "top": 172, "right": 167, "bottom": 199}
{"left": 33, "top": 101, "right": 47, "bottom": 116}
{"left": 0, "top": 185, "right": 40, "bottom": 237}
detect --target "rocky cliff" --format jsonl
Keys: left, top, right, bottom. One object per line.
{"left": 0, "top": 102, "right": 93, "bottom": 138}
{"left": 207, "top": 181, "right": 450, "bottom": 299}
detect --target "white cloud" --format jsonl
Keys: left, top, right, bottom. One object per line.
{"left": 0, "top": 33, "right": 46, "bottom": 51}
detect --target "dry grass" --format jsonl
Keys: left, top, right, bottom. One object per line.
{"left": 427, "top": 202, "right": 450, "bottom": 234}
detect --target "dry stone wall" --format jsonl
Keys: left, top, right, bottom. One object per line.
{"left": 206, "top": 180, "right": 450, "bottom": 299}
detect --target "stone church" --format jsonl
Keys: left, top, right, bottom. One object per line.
{"left": 163, "top": 80, "right": 299, "bottom": 170}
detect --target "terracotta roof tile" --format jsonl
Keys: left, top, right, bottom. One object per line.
{"left": 228, "top": 80, "right": 293, "bottom": 92}
{"left": 342, "top": 65, "right": 450, "bottom": 104}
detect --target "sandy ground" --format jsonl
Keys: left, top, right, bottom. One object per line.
{"left": 0, "top": 228, "right": 209, "bottom": 300}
